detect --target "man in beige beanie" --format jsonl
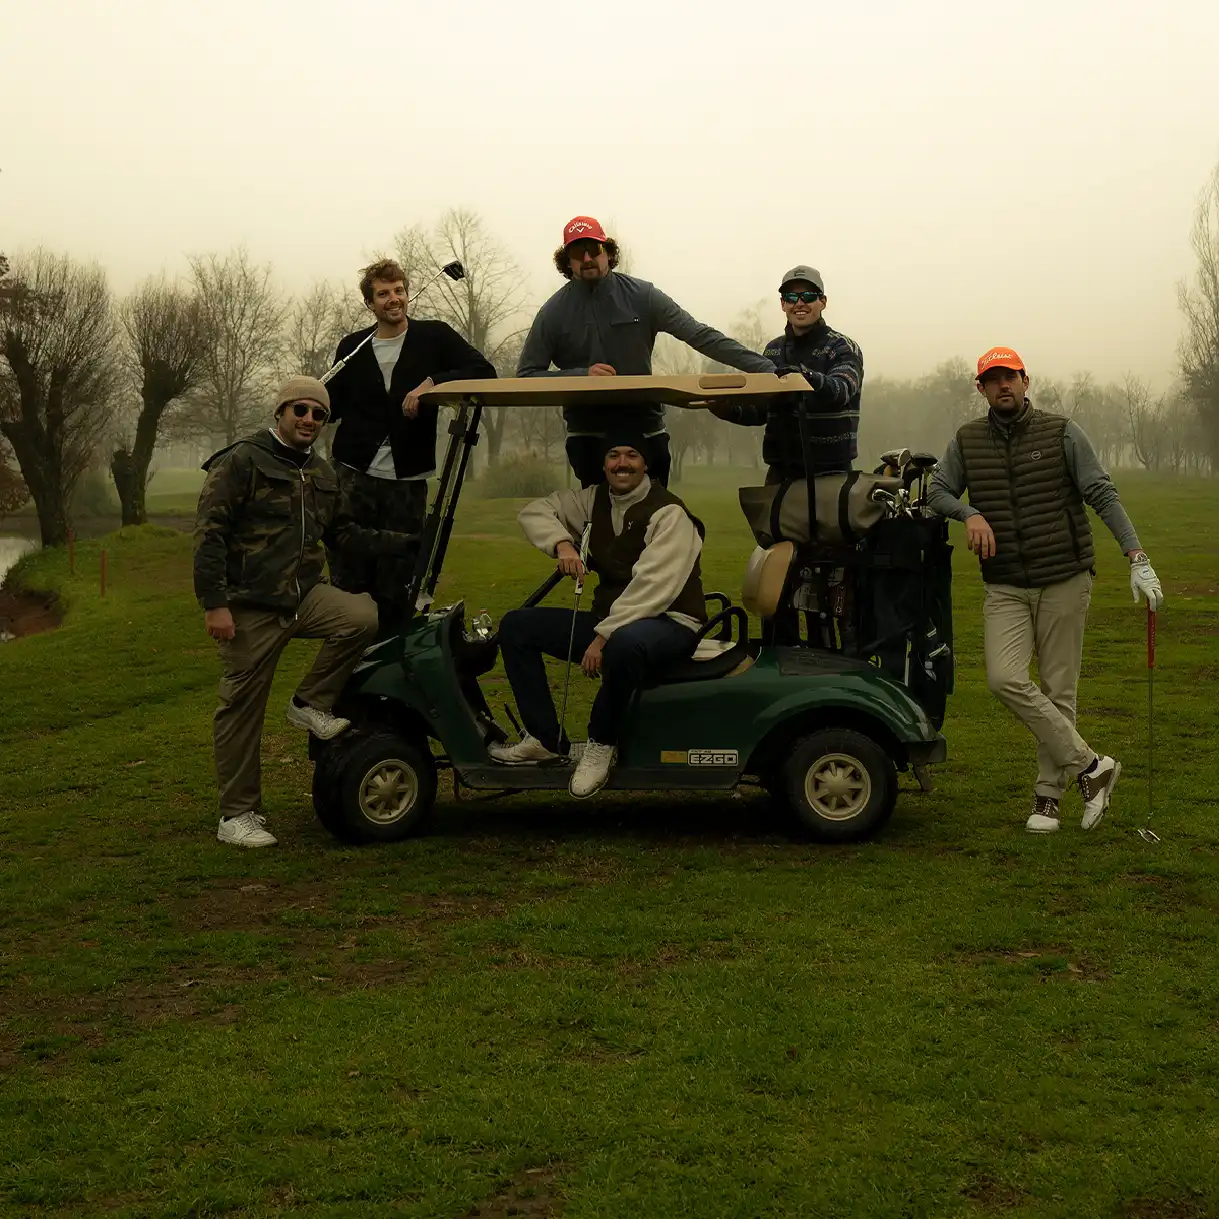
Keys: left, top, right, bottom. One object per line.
{"left": 193, "top": 376, "right": 416, "bottom": 848}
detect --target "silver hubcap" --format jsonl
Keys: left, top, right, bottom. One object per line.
{"left": 804, "top": 752, "right": 871, "bottom": 821}
{"left": 357, "top": 758, "right": 418, "bottom": 825}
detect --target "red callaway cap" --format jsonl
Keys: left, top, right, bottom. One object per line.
{"left": 562, "top": 215, "right": 607, "bottom": 246}
{"left": 976, "top": 346, "right": 1025, "bottom": 378}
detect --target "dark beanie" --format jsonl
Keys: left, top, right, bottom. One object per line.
{"left": 603, "top": 429, "right": 649, "bottom": 465}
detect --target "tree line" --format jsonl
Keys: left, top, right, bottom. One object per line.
{"left": 1, "top": 172, "right": 1216, "bottom": 547}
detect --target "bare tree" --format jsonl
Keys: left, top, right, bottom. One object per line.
{"left": 1177, "top": 166, "right": 1219, "bottom": 469}
{"left": 188, "top": 249, "right": 287, "bottom": 445}
{"left": 285, "top": 280, "right": 368, "bottom": 381}
{"left": 0, "top": 433, "right": 27, "bottom": 518}
{"left": 0, "top": 249, "right": 118, "bottom": 545}
{"left": 395, "top": 208, "right": 528, "bottom": 463}
{"left": 109, "top": 275, "right": 208, "bottom": 525}
{"left": 1121, "top": 373, "right": 1164, "bottom": 470}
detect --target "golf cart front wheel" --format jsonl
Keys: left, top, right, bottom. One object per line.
{"left": 782, "top": 729, "right": 897, "bottom": 843}
{"left": 314, "top": 731, "right": 436, "bottom": 844}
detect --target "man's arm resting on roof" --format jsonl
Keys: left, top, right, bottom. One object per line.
{"left": 517, "top": 486, "right": 598, "bottom": 555}
{"left": 192, "top": 452, "right": 247, "bottom": 609}
{"left": 595, "top": 506, "right": 701, "bottom": 638}
{"left": 516, "top": 306, "right": 589, "bottom": 378}
{"left": 431, "top": 323, "right": 498, "bottom": 384}
{"left": 1063, "top": 421, "right": 1141, "bottom": 553}
{"left": 650, "top": 285, "right": 775, "bottom": 374}
{"left": 926, "top": 436, "right": 979, "bottom": 523}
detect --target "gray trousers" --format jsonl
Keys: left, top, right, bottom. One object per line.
{"left": 212, "top": 584, "right": 378, "bottom": 818}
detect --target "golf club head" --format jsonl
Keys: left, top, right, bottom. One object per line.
{"left": 880, "top": 447, "right": 912, "bottom": 470}
{"left": 908, "top": 452, "right": 939, "bottom": 471}
{"left": 1137, "top": 827, "right": 1160, "bottom": 843}
{"left": 442, "top": 260, "right": 465, "bottom": 281}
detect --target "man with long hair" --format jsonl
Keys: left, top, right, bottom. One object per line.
{"left": 518, "top": 217, "right": 774, "bottom": 487}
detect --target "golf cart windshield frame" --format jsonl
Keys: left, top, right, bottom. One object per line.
{"left": 399, "top": 373, "right": 811, "bottom": 631}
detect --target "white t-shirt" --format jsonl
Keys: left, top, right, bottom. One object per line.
{"left": 356, "top": 330, "right": 431, "bottom": 483}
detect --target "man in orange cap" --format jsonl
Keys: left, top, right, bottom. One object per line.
{"left": 517, "top": 215, "right": 774, "bottom": 486}
{"left": 928, "top": 347, "right": 1163, "bottom": 835}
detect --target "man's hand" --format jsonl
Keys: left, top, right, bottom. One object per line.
{"left": 205, "top": 607, "right": 236, "bottom": 641}
{"left": 581, "top": 633, "right": 606, "bottom": 677}
{"left": 1129, "top": 551, "right": 1164, "bottom": 611}
{"left": 556, "top": 540, "right": 586, "bottom": 580}
{"left": 964, "top": 514, "right": 996, "bottom": 559}
{"left": 708, "top": 402, "right": 738, "bottom": 421}
{"left": 403, "top": 377, "right": 435, "bottom": 418}
{"left": 588, "top": 363, "right": 617, "bottom": 377}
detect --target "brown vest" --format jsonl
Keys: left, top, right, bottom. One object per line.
{"left": 588, "top": 481, "right": 707, "bottom": 624}
{"left": 958, "top": 406, "right": 1094, "bottom": 588}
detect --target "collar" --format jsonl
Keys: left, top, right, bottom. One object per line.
{"left": 784, "top": 317, "right": 829, "bottom": 343}
{"left": 267, "top": 428, "right": 313, "bottom": 466}
{"left": 988, "top": 397, "right": 1033, "bottom": 435}
{"left": 609, "top": 474, "right": 651, "bottom": 510}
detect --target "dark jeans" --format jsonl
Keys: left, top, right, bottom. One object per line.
{"left": 328, "top": 466, "right": 427, "bottom": 630}
{"left": 498, "top": 607, "right": 697, "bottom": 749}
{"left": 566, "top": 433, "right": 671, "bottom": 488}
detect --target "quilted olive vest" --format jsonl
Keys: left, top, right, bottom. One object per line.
{"left": 588, "top": 482, "right": 707, "bottom": 624}
{"left": 957, "top": 406, "right": 1094, "bottom": 588}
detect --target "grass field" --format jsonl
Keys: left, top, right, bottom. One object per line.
{"left": 0, "top": 471, "right": 1215, "bottom": 1218}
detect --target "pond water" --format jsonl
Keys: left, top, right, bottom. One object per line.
{"left": 0, "top": 535, "right": 40, "bottom": 585}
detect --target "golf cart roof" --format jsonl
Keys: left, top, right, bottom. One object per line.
{"left": 419, "top": 371, "right": 810, "bottom": 408}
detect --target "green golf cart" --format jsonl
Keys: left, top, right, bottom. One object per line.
{"left": 310, "top": 373, "right": 949, "bottom": 844}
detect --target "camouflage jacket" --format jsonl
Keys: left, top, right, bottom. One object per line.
{"left": 193, "top": 430, "right": 416, "bottom": 613}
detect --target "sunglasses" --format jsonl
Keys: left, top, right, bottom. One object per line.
{"left": 781, "top": 290, "right": 823, "bottom": 304}
{"left": 567, "top": 239, "right": 604, "bottom": 260}
{"left": 290, "top": 401, "right": 330, "bottom": 423}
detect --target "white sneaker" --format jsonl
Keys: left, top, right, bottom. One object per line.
{"left": 569, "top": 741, "right": 616, "bottom": 799}
{"left": 1079, "top": 755, "right": 1121, "bottom": 830}
{"left": 1025, "top": 795, "right": 1061, "bottom": 834}
{"left": 286, "top": 700, "right": 351, "bottom": 740}
{"left": 488, "top": 734, "right": 561, "bottom": 764}
{"left": 217, "top": 812, "right": 277, "bottom": 848}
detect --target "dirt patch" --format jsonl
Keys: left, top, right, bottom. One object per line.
{"left": 466, "top": 1164, "right": 567, "bottom": 1219}
{"left": 964, "top": 946, "right": 1109, "bottom": 982}
{"left": 0, "top": 585, "right": 61, "bottom": 639}
{"left": 961, "top": 1173, "right": 1029, "bottom": 1211}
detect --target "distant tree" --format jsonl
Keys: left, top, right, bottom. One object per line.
{"left": 188, "top": 249, "right": 287, "bottom": 445}
{"left": 0, "top": 250, "right": 118, "bottom": 545}
{"left": 285, "top": 280, "right": 368, "bottom": 381}
{"left": 110, "top": 275, "right": 208, "bottom": 525}
{"left": 395, "top": 208, "right": 528, "bottom": 464}
{"left": 1121, "top": 373, "right": 1164, "bottom": 470}
{"left": 1176, "top": 166, "right": 1218, "bottom": 469}
{"left": 0, "top": 433, "right": 28, "bottom": 517}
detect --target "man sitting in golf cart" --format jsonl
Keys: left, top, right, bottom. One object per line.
{"left": 490, "top": 430, "right": 706, "bottom": 798}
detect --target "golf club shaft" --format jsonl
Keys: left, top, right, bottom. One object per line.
{"left": 556, "top": 525, "right": 592, "bottom": 748}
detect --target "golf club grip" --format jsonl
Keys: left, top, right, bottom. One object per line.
{"left": 1147, "top": 607, "right": 1156, "bottom": 668}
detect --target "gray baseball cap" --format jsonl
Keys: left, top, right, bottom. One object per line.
{"left": 779, "top": 264, "right": 824, "bottom": 293}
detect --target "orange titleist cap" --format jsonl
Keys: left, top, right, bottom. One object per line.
{"left": 977, "top": 347, "right": 1025, "bottom": 378}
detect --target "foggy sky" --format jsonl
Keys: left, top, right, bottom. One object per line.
{"left": 3, "top": 0, "right": 1216, "bottom": 389}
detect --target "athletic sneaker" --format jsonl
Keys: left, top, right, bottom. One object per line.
{"left": 569, "top": 741, "right": 616, "bottom": 799}
{"left": 285, "top": 700, "right": 351, "bottom": 740}
{"left": 1025, "top": 795, "right": 1061, "bottom": 835}
{"left": 1079, "top": 755, "right": 1121, "bottom": 829}
{"left": 488, "top": 734, "right": 561, "bottom": 765}
{"left": 217, "top": 812, "right": 277, "bottom": 848}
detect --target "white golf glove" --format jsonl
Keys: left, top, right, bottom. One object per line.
{"left": 1129, "top": 552, "right": 1164, "bottom": 611}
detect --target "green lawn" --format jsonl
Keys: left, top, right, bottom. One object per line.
{"left": 0, "top": 472, "right": 1215, "bottom": 1218}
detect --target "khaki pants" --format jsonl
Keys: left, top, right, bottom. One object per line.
{"left": 983, "top": 570, "right": 1095, "bottom": 800}
{"left": 213, "top": 583, "right": 378, "bottom": 818}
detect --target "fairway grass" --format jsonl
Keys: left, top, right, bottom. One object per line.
{"left": 0, "top": 473, "right": 1215, "bottom": 1218}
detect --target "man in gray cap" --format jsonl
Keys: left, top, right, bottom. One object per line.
{"left": 710, "top": 265, "right": 863, "bottom": 482}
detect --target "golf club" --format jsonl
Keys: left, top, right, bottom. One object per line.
{"left": 320, "top": 260, "right": 466, "bottom": 385}
{"left": 1138, "top": 605, "right": 1159, "bottom": 842}
{"left": 557, "top": 523, "right": 593, "bottom": 756}
{"left": 879, "top": 447, "right": 912, "bottom": 477}
{"left": 907, "top": 452, "right": 939, "bottom": 513}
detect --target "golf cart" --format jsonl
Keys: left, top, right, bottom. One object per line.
{"left": 310, "top": 373, "right": 950, "bottom": 844}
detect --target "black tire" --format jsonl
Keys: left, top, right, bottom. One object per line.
{"left": 781, "top": 728, "right": 898, "bottom": 843}
{"left": 312, "top": 731, "right": 436, "bottom": 844}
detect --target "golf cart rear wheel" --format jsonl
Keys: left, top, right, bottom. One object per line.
{"left": 782, "top": 729, "right": 897, "bottom": 843}
{"left": 314, "top": 732, "right": 436, "bottom": 844}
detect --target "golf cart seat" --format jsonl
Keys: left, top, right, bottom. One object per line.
{"left": 742, "top": 542, "right": 796, "bottom": 618}
{"left": 646, "top": 597, "right": 753, "bottom": 686}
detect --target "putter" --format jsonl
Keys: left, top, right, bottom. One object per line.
{"left": 320, "top": 260, "right": 465, "bottom": 385}
{"left": 1137, "top": 605, "right": 1159, "bottom": 843}
{"left": 556, "top": 523, "right": 592, "bottom": 755}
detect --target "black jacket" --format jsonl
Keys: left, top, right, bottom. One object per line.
{"left": 326, "top": 320, "right": 496, "bottom": 478}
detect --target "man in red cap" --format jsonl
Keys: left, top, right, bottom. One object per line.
{"left": 928, "top": 347, "right": 1164, "bottom": 836}
{"left": 517, "top": 216, "right": 774, "bottom": 486}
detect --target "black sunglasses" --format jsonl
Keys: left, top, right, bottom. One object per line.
{"left": 290, "top": 401, "right": 330, "bottom": 423}
{"left": 781, "top": 290, "right": 823, "bottom": 304}
{"left": 567, "top": 239, "right": 604, "bottom": 259}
